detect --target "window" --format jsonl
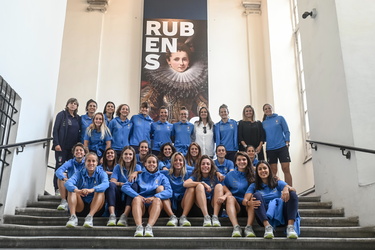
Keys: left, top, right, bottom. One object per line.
{"left": 0, "top": 76, "right": 20, "bottom": 184}
{"left": 290, "top": 0, "right": 312, "bottom": 161}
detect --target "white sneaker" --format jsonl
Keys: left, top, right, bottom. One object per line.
{"left": 57, "top": 200, "right": 68, "bottom": 211}
{"left": 66, "top": 214, "right": 78, "bottom": 228}
{"left": 231, "top": 225, "right": 242, "bottom": 237}
{"left": 117, "top": 214, "right": 128, "bottom": 226}
{"left": 134, "top": 225, "right": 144, "bottom": 237}
{"left": 203, "top": 215, "right": 212, "bottom": 227}
{"left": 212, "top": 215, "right": 221, "bottom": 227}
{"left": 244, "top": 225, "right": 256, "bottom": 237}
{"left": 264, "top": 225, "right": 274, "bottom": 239}
{"left": 144, "top": 224, "right": 154, "bottom": 237}
{"left": 107, "top": 214, "right": 116, "bottom": 226}
{"left": 287, "top": 225, "right": 298, "bottom": 239}
{"left": 83, "top": 214, "right": 93, "bottom": 228}
{"left": 166, "top": 215, "right": 178, "bottom": 226}
{"left": 55, "top": 189, "right": 61, "bottom": 197}
{"left": 179, "top": 215, "right": 191, "bottom": 227}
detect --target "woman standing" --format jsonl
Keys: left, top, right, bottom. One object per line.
{"left": 122, "top": 154, "right": 172, "bottom": 237}
{"left": 172, "top": 107, "right": 194, "bottom": 155}
{"left": 238, "top": 105, "right": 265, "bottom": 160}
{"left": 129, "top": 102, "right": 153, "bottom": 153}
{"left": 103, "top": 101, "right": 116, "bottom": 125}
{"left": 65, "top": 152, "right": 109, "bottom": 228}
{"left": 262, "top": 104, "right": 292, "bottom": 186}
{"left": 80, "top": 99, "right": 97, "bottom": 143}
{"left": 108, "top": 104, "right": 132, "bottom": 159}
{"left": 150, "top": 106, "right": 173, "bottom": 155}
{"left": 219, "top": 152, "right": 256, "bottom": 237}
{"left": 83, "top": 112, "right": 112, "bottom": 159}
{"left": 193, "top": 107, "right": 215, "bottom": 158}
{"left": 244, "top": 161, "right": 299, "bottom": 239}
{"left": 52, "top": 97, "right": 81, "bottom": 195}
{"left": 214, "top": 104, "right": 238, "bottom": 162}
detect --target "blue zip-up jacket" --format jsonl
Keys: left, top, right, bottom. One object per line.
{"left": 52, "top": 110, "right": 80, "bottom": 150}
{"left": 55, "top": 158, "right": 85, "bottom": 180}
{"left": 214, "top": 159, "right": 235, "bottom": 176}
{"left": 129, "top": 113, "right": 153, "bottom": 146}
{"left": 111, "top": 163, "right": 142, "bottom": 183}
{"left": 108, "top": 117, "right": 133, "bottom": 151}
{"left": 150, "top": 120, "right": 173, "bottom": 151}
{"left": 65, "top": 167, "right": 109, "bottom": 203}
{"left": 121, "top": 170, "right": 172, "bottom": 200}
{"left": 80, "top": 113, "right": 93, "bottom": 143}
{"left": 172, "top": 121, "right": 194, "bottom": 154}
{"left": 262, "top": 113, "right": 290, "bottom": 150}
{"left": 84, "top": 130, "right": 112, "bottom": 157}
{"left": 159, "top": 158, "right": 171, "bottom": 170}
{"left": 224, "top": 169, "right": 251, "bottom": 204}
{"left": 214, "top": 119, "right": 238, "bottom": 151}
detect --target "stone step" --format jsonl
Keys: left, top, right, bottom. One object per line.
{"left": 1, "top": 235, "right": 374, "bottom": 249}
{"left": 15, "top": 207, "right": 344, "bottom": 218}
{"left": 0, "top": 224, "right": 373, "bottom": 238}
{"left": 26, "top": 200, "right": 332, "bottom": 210}
{"left": 3, "top": 215, "right": 359, "bottom": 227}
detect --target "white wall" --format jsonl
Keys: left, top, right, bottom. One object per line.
{"left": 0, "top": 0, "right": 67, "bottom": 215}
{"left": 298, "top": 0, "right": 375, "bottom": 226}
{"left": 46, "top": 0, "right": 314, "bottom": 195}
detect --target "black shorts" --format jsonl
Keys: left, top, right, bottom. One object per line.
{"left": 76, "top": 201, "right": 105, "bottom": 217}
{"left": 266, "top": 146, "right": 291, "bottom": 164}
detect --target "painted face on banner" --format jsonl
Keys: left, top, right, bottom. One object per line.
{"left": 167, "top": 51, "right": 190, "bottom": 72}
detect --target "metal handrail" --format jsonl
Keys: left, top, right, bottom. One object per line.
{"left": 306, "top": 139, "right": 375, "bottom": 160}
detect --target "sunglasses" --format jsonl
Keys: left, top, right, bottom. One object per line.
{"left": 203, "top": 126, "right": 207, "bottom": 134}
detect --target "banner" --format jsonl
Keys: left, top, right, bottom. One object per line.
{"left": 140, "top": 0, "right": 208, "bottom": 123}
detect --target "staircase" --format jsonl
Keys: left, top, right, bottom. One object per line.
{"left": 0, "top": 195, "right": 374, "bottom": 249}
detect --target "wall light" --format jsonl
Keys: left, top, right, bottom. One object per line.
{"left": 302, "top": 8, "right": 317, "bottom": 19}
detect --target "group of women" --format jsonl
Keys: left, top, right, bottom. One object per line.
{"left": 52, "top": 98, "right": 297, "bottom": 238}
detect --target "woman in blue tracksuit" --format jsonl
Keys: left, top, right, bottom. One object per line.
{"left": 129, "top": 102, "right": 153, "bottom": 153}
{"left": 80, "top": 99, "right": 97, "bottom": 143}
{"left": 185, "top": 142, "right": 202, "bottom": 171}
{"left": 220, "top": 152, "right": 256, "bottom": 237}
{"left": 160, "top": 152, "right": 194, "bottom": 227}
{"left": 106, "top": 146, "right": 142, "bottom": 227}
{"left": 122, "top": 154, "right": 172, "bottom": 237}
{"left": 244, "top": 160, "right": 299, "bottom": 239}
{"left": 214, "top": 104, "right": 238, "bottom": 162}
{"left": 84, "top": 112, "right": 112, "bottom": 159}
{"left": 103, "top": 101, "right": 115, "bottom": 125}
{"left": 246, "top": 145, "right": 259, "bottom": 167}
{"left": 64, "top": 152, "right": 109, "bottom": 228}
{"left": 262, "top": 103, "right": 292, "bottom": 186}
{"left": 108, "top": 104, "right": 132, "bottom": 159}
{"left": 184, "top": 155, "right": 223, "bottom": 227}
{"left": 55, "top": 143, "right": 86, "bottom": 211}
{"left": 157, "top": 142, "right": 176, "bottom": 170}
{"left": 150, "top": 106, "right": 173, "bottom": 155}
{"left": 172, "top": 106, "right": 194, "bottom": 155}
{"left": 214, "top": 145, "right": 235, "bottom": 176}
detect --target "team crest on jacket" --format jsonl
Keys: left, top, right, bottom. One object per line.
{"left": 276, "top": 120, "right": 279, "bottom": 124}
{"left": 155, "top": 179, "right": 159, "bottom": 184}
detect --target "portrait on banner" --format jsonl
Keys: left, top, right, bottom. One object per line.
{"left": 140, "top": 18, "right": 208, "bottom": 123}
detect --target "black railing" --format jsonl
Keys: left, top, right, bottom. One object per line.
{"left": 0, "top": 137, "right": 53, "bottom": 187}
{"left": 306, "top": 139, "right": 375, "bottom": 160}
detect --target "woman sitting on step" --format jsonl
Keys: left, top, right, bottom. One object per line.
{"left": 183, "top": 155, "right": 224, "bottom": 227}
{"left": 65, "top": 152, "right": 109, "bottom": 228}
{"left": 122, "top": 154, "right": 172, "bottom": 237}
{"left": 105, "top": 146, "right": 141, "bottom": 227}
{"left": 244, "top": 160, "right": 299, "bottom": 239}
{"left": 160, "top": 152, "right": 194, "bottom": 227}
{"left": 55, "top": 143, "right": 87, "bottom": 211}
{"left": 219, "top": 151, "right": 256, "bottom": 237}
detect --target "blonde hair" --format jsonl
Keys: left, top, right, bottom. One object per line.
{"left": 169, "top": 152, "right": 187, "bottom": 178}
{"left": 87, "top": 112, "right": 112, "bottom": 139}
